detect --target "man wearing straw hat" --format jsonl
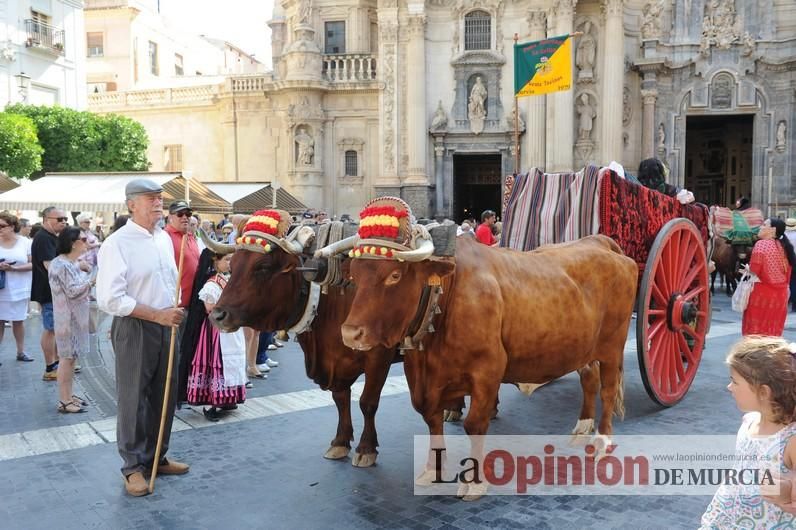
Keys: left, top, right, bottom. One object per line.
{"left": 96, "top": 179, "right": 188, "bottom": 497}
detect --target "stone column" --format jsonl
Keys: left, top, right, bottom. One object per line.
{"left": 600, "top": 0, "right": 624, "bottom": 163}
{"left": 546, "top": 0, "right": 576, "bottom": 172}
{"left": 641, "top": 88, "right": 657, "bottom": 159}
{"left": 405, "top": 13, "right": 428, "bottom": 185}
{"left": 523, "top": 10, "right": 547, "bottom": 170}
{"left": 433, "top": 139, "right": 446, "bottom": 219}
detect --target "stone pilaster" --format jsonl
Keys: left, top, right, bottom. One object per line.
{"left": 547, "top": 0, "right": 576, "bottom": 172}
{"left": 404, "top": 13, "right": 428, "bottom": 185}
{"left": 523, "top": 10, "right": 547, "bottom": 171}
{"left": 600, "top": 0, "right": 624, "bottom": 163}
{"left": 641, "top": 89, "right": 657, "bottom": 160}
{"left": 433, "top": 140, "right": 445, "bottom": 219}
{"left": 376, "top": 3, "right": 400, "bottom": 187}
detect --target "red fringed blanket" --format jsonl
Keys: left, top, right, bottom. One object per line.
{"left": 598, "top": 172, "right": 710, "bottom": 267}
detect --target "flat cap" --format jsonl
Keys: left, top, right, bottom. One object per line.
{"left": 125, "top": 178, "right": 162, "bottom": 198}
{"left": 168, "top": 200, "right": 191, "bottom": 214}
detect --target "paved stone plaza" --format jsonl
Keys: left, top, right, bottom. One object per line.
{"left": 0, "top": 294, "right": 792, "bottom": 529}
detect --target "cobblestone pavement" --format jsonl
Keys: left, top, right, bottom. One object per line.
{"left": 0, "top": 294, "right": 793, "bottom": 529}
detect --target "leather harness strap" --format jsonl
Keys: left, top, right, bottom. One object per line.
{"left": 399, "top": 282, "right": 444, "bottom": 354}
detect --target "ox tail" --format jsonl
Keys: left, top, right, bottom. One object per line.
{"left": 614, "top": 367, "right": 625, "bottom": 420}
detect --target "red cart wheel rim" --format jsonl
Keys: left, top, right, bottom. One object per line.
{"left": 637, "top": 218, "right": 709, "bottom": 407}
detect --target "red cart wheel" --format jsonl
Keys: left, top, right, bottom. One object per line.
{"left": 637, "top": 218, "right": 709, "bottom": 407}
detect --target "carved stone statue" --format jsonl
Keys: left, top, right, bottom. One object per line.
{"left": 505, "top": 105, "right": 525, "bottom": 132}
{"left": 576, "top": 21, "right": 596, "bottom": 82}
{"left": 640, "top": 1, "right": 664, "bottom": 40}
{"left": 468, "top": 76, "right": 487, "bottom": 120}
{"left": 296, "top": 0, "right": 312, "bottom": 25}
{"left": 657, "top": 123, "right": 666, "bottom": 149}
{"left": 741, "top": 31, "right": 755, "bottom": 57}
{"left": 576, "top": 93, "right": 596, "bottom": 142}
{"left": 777, "top": 121, "right": 787, "bottom": 152}
{"left": 701, "top": 0, "right": 741, "bottom": 54}
{"left": 295, "top": 127, "right": 315, "bottom": 165}
{"left": 430, "top": 100, "right": 448, "bottom": 131}
{"left": 622, "top": 87, "right": 632, "bottom": 126}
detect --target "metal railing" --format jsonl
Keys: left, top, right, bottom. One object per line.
{"left": 322, "top": 54, "right": 377, "bottom": 82}
{"left": 25, "top": 19, "right": 65, "bottom": 55}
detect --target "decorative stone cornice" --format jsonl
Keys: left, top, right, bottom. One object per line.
{"left": 451, "top": 50, "right": 506, "bottom": 67}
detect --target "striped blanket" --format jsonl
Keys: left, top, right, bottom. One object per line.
{"left": 710, "top": 206, "right": 763, "bottom": 244}
{"left": 501, "top": 165, "right": 603, "bottom": 251}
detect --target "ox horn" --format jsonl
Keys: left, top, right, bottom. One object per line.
{"left": 314, "top": 234, "right": 358, "bottom": 259}
{"left": 199, "top": 229, "right": 236, "bottom": 255}
{"left": 393, "top": 238, "right": 435, "bottom": 262}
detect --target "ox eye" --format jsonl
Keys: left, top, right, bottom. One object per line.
{"left": 385, "top": 270, "right": 402, "bottom": 285}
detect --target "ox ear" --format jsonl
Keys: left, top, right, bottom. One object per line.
{"left": 420, "top": 258, "right": 455, "bottom": 281}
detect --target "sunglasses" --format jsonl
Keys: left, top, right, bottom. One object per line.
{"left": 48, "top": 217, "right": 69, "bottom": 223}
{"left": 174, "top": 211, "right": 193, "bottom": 218}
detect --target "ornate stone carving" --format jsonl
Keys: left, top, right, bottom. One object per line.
{"left": 295, "top": 127, "right": 315, "bottom": 166}
{"left": 554, "top": 0, "right": 577, "bottom": 18}
{"left": 382, "top": 42, "right": 397, "bottom": 173}
{"left": 406, "top": 15, "right": 426, "bottom": 39}
{"left": 468, "top": 75, "right": 487, "bottom": 134}
{"left": 430, "top": 100, "right": 448, "bottom": 131}
{"left": 505, "top": 104, "right": 526, "bottom": 132}
{"left": 700, "top": 0, "right": 741, "bottom": 55}
{"left": 296, "top": 0, "right": 312, "bottom": 25}
{"left": 741, "top": 31, "right": 756, "bottom": 57}
{"left": 526, "top": 11, "right": 547, "bottom": 33}
{"left": 640, "top": 0, "right": 663, "bottom": 40}
{"left": 0, "top": 41, "right": 14, "bottom": 63}
{"left": 711, "top": 73, "right": 733, "bottom": 109}
{"left": 576, "top": 92, "right": 596, "bottom": 141}
{"left": 657, "top": 122, "right": 666, "bottom": 149}
{"left": 576, "top": 21, "right": 596, "bottom": 83}
{"left": 622, "top": 86, "right": 632, "bottom": 126}
{"left": 286, "top": 96, "right": 323, "bottom": 128}
{"left": 451, "top": 0, "right": 504, "bottom": 56}
{"left": 776, "top": 120, "right": 787, "bottom": 153}
{"left": 601, "top": 0, "right": 623, "bottom": 17}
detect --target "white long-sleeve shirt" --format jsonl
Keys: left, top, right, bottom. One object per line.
{"left": 96, "top": 220, "right": 178, "bottom": 317}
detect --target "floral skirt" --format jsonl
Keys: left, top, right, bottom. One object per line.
{"left": 186, "top": 320, "right": 246, "bottom": 407}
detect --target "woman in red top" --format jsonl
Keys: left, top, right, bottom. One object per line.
{"left": 742, "top": 218, "right": 796, "bottom": 336}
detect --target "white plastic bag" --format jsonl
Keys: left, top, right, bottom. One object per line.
{"left": 731, "top": 269, "right": 759, "bottom": 313}
{"left": 677, "top": 188, "right": 695, "bottom": 204}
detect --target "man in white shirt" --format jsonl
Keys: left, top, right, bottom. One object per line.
{"left": 96, "top": 179, "right": 188, "bottom": 497}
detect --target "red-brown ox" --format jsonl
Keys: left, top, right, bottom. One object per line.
{"left": 201, "top": 229, "right": 401, "bottom": 468}
{"left": 322, "top": 233, "right": 638, "bottom": 499}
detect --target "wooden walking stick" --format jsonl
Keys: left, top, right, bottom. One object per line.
{"left": 149, "top": 233, "right": 187, "bottom": 493}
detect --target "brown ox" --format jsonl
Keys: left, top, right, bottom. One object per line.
{"left": 336, "top": 235, "right": 637, "bottom": 499}
{"left": 203, "top": 232, "right": 401, "bottom": 467}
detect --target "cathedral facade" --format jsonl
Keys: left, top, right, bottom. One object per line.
{"left": 88, "top": 0, "right": 796, "bottom": 220}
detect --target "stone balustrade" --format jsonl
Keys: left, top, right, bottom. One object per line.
{"left": 88, "top": 85, "right": 220, "bottom": 108}
{"left": 230, "top": 74, "right": 272, "bottom": 92}
{"left": 322, "top": 54, "right": 377, "bottom": 82}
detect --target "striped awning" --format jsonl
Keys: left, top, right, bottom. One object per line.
{"left": 204, "top": 182, "right": 307, "bottom": 215}
{"left": 0, "top": 172, "right": 232, "bottom": 214}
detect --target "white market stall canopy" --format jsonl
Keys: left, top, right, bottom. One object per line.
{"left": 0, "top": 172, "right": 232, "bottom": 214}
{"left": 204, "top": 182, "right": 307, "bottom": 215}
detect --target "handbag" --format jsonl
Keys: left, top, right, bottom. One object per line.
{"left": 0, "top": 270, "right": 5, "bottom": 290}
{"left": 731, "top": 269, "right": 759, "bottom": 313}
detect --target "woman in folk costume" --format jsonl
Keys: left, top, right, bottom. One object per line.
{"left": 742, "top": 218, "right": 796, "bottom": 336}
{"left": 183, "top": 249, "right": 247, "bottom": 421}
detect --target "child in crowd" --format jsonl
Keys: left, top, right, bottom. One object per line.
{"left": 184, "top": 250, "right": 247, "bottom": 421}
{"left": 700, "top": 336, "right": 796, "bottom": 528}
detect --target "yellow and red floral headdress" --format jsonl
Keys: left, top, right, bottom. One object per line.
{"left": 236, "top": 209, "right": 295, "bottom": 254}
{"left": 350, "top": 197, "right": 417, "bottom": 259}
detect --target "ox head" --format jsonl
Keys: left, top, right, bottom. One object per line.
{"left": 315, "top": 197, "right": 455, "bottom": 350}
{"left": 202, "top": 209, "right": 315, "bottom": 332}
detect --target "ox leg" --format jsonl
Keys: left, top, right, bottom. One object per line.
{"left": 351, "top": 358, "right": 392, "bottom": 468}
{"left": 416, "top": 411, "right": 446, "bottom": 487}
{"left": 595, "top": 359, "right": 624, "bottom": 453}
{"left": 458, "top": 383, "right": 501, "bottom": 501}
{"left": 571, "top": 362, "right": 599, "bottom": 443}
{"left": 324, "top": 389, "right": 353, "bottom": 460}
{"left": 710, "top": 269, "right": 716, "bottom": 296}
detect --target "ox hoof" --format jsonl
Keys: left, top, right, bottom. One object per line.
{"left": 324, "top": 445, "right": 351, "bottom": 460}
{"left": 352, "top": 452, "right": 378, "bottom": 468}
{"left": 415, "top": 468, "right": 440, "bottom": 487}
{"left": 570, "top": 419, "right": 595, "bottom": 447}
{"left": 461, "top": 482, "right": 488, "bottom": 501}
{"left": 592, "top": 432, "right": 613, "bottom": 459}
{"left": 455, "top": 481, "right": 468, "bottom": 498}
{"left": 443, "top": 410, "right": 462, "bottom": 422}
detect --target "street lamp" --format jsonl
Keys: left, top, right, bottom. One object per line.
{"left": 15, "top": 72, "right": 30, "bottom": 102}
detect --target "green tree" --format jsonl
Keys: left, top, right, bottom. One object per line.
{"left": 0, "top": 112, "right": 43, "bottom": 179}
{"left": 5, "top": 104, "right": 150, "bottom": 178}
